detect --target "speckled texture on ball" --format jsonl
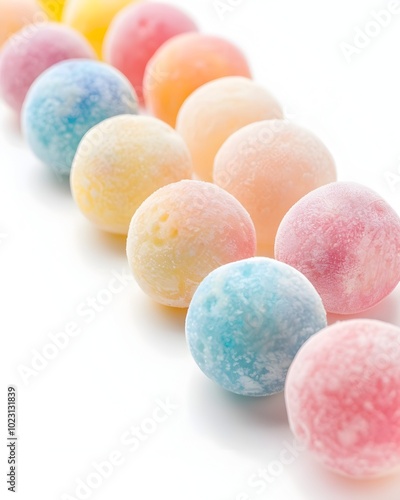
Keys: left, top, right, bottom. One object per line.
{"left": 38, "top": 0, "right": 66, "bottom": 21}
{"left": 143, "top": 33, "right": 252, "bottom": 127}
{"left": 126, "top": 180, "right": 256, "bottom": 308}
{"left": 0, "top": 22, "right": 96, "bottom": 113}
{"left": 213, "top": 120, "right": 337, "bottom": 255}
{"left": 177, "top": 77, "right": 283, "bottom": 182}
{"left": 63, "top": 0, "right": 140, "bottom": 58}
{"left": 103, "top": 2, "right": 197, "bottom": 105}
{"left": 186, "top": 257, "right": 327, "bottom": 396}
{"left": 275, "top": 182, "right": 400, "bottom": 314}
{"left": 22, "top": 59, "right": 138, "bottom": 176}
{"left": 285, "top": 319, "right": 400, "bottom": 478}
{"left": 0, "top": 0, "right": 42, "bottom": 47}
{"left": 71, "top": 115, "right": 193, "bottom": 234}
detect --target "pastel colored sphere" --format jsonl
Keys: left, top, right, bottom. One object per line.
{"left": 22, "top": 59, "right": 138, "bottom": 176}
{"left": 186, "top": 257, "right": 327, "bottom": 396}
{"left": 103, "top": 2, "right": 197, "bottom": 105}
{"left": 275, "top": 182, "right": 400, "bottom": 314}
{"left": 214, "top": 120, "right": 337, "bottom": 255}
{"left": 286, "top": 319, "right": 400, "bottom": 478}
{"left": 0, "top": 0, "right": 43, "bottom": 47}
{"left": 63, "top": 0, "right": 141, "bottom": 58}
{"left": 71, "top": 115, "right": 193, "bottom": 234}
{"left": 143, "top": 33, "right": 252, "bottom": 127}
{"left": 37, "top": 0, "right": 66, "bottom": 21}
{"left": 126, "top": 180, "right": 256, "bottom": 308}
{"left": 177, "top": 77, "right": 283, "bottom": 182}
{"left": 0, "top": 23, "right": 95, "bottom": 113}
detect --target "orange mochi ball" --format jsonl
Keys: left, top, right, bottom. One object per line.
{"left": 0, "top": 0, "right": 43, "bottom": 47}
{"left": 214, "top": 120, "right": 337, "bottom": 256}
{"left": 176, "top": 77, "right": 283, "bottom": 181}
{"left": 143, "top": 33, "right": 252, "bottom": 127}
{"left": 70, "top": 115, "right": 193, "bottom": 234}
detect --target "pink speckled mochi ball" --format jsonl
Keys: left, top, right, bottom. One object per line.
{"left": 285, "top": 319, "right": 400, "bottom": 478}
{"left": 103, "top": 2, "right": 197, "bottom": 105}
{"left": 275, "top": 182, "right": 400, "bottom": 314}
{"left": 0, "top": 22, "right": 95, "bottom": 113}
{"left": 126, "top": 180, "right": 256, "bottom": 308}
{"left": 214, "top": 120, "right": 336, "bottom": 256}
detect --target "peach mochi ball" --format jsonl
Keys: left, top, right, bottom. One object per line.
{"left": 176, "top": 76, "right": 283, "bottom": 182}
{"left": 70, "top": 115, "right": 193, "bottom": 235}
{"left": 126, "top": 180, "right": 256, "bottom": 308}
{"left": 103, "top": 1, "right": 198, "bottom": 105}
{"left": 0, "top": 0, "right": 42, "bottom": 47}
{"left": 213, "top": 120, "right": 337, "bottom": 255}
{"left": 143, "top": 32, "right": 252, "bottom": 127}
{"left": 0, "top": 22, "right": 96, "bottom": 113}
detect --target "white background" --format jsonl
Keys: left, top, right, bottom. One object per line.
{"left": 2, "top": 0, "right": 400, "bottom": 499}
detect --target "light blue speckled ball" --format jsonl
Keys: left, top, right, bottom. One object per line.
{"left": 186, "top": 257, "right": 327, "bottom": 396}
{"left": 22, "top": 59, "right": 138, "bottom": 176}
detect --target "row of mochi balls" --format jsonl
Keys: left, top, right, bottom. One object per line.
{"left": 2, "top": 0, "right": 400, "bottom": 483}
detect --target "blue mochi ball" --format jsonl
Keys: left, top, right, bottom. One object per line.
{"left": 185, "top": 257, "right": 327, "bottom": 396}
{"left": 22, "top": 59, "right": 138, "bottom": 177}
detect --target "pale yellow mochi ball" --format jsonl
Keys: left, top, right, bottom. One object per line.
{"left": 70, "top": 115, "right": 193, "bottom": 234}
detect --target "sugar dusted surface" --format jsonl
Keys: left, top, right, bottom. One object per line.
{"left": 177, "top": 77, "right": 283, "bottom": 182}
{"left": 126, "top": 180, "right": 256, "bottom": 308}
{"left": 103, "top": 2, "right": 197, "bottom": 104}
{"left": 22, "top": 60, "right": 138, "bottom": 176}
{"left": 275, "top": 182, "right": 400, "bottom": 314}
{"left": 70, "top": 115, "right": 193, "bottom": 234}
{"left": 143, "top": 33, "right": 252, "bottom": 127}
{"left": 0, "top": 22, "right": 95, "bottom": 113}
{"left": 285, "top": 319, "right": 400, "bottom": 478}
{"left": 4, "top": 1, "right": 400, "bottom": 499}
{"left": 186, "top": 257, "right": 327, "bottom": 396}
{"left": 62, "top": 0, "right": 139, "bottom": 58}
{"left": 214, "top": 120, "right": 336, "bottom": 255}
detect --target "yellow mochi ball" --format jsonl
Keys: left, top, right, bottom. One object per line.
{"left": 37, "top": 0, "right": 66, "bottom": 21}
{"left": 70, "top": 115, "right": 193, "bottom": 234}
{"left": 62, "top": 0, "right": 140, "bottom": 58}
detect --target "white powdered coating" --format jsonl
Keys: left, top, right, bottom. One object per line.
{"left": 70, "top": 114, "right": 193, "bottom": 234}
{"left": 126, "top": 180, "right": 256, "bottom": 307}
{"left": 176, "top": 76, "right": 283, "bottom": 181}
{"left": 286, "top": 319, "right": 400, "bottom": 477}
{"left": 213, "top": 120, "right": 337, "bottom": 254}
{"left": 275, "top": 182, "right": 400, "bottom": 314}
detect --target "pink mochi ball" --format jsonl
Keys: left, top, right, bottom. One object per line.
{"left": 285, "top": 319, "right": 400, "bottom": 478}
{"left": 0, "top": 22, "right": 96, "bottom": 113}
{"left": 103, "top": 2, "right": 198, "bottom": 105}
{"left": 275, "top": 182, "right": 400, "bottom": 314}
